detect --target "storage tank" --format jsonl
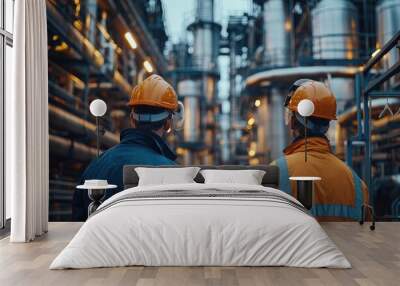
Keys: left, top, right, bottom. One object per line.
{"left": 178, "top": 80, "right": 201, "bottom": 143}
{"left": 312, "top": 0, "right": 359, "bottom": 60}
{"left": 263, "top": 0, "right": 291, "bottom": 67}
{"left": 185, "top": 0, "right": 221, "bottom": 164}
{"left": 376, "top": 0, "right": 400, "bottom": 84}
{"left": 196, "top": 0, "right": 214, "bottom": 22}
{"left": 190, "top": 0, "right": 220, "bottom": 69}
{"left": 266, "top": 89, "right": 287, "bottom": 161}
{"left": 256, "top": 89, "right": 288, "bottom": 162}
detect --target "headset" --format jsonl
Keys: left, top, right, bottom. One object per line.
{"left": 131, "top": 101, "right": 185, "bottom": 132}
{"left": 171, "top": 101, "right": 185, "bottom": 131}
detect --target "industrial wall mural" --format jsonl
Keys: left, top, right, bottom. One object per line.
{"left": 45, "top": 0, "right": 400, "bottom": 222}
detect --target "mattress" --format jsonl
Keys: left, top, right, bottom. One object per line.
{"left": 50, "top": 183, "right": 351, "bottom": 269}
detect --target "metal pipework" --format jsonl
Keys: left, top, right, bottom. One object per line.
{"left": 178, "top": 80, "right": 202, "bottom": 143}
{"left": 183, "top": 97, "right": 202, "bottom": 143}
{"left": 245, "top": 66, "right": 359, "bottom": 87}
{"left": 84, "top": 0, "right": 98, "bottom": 43}
{"left": 266, "top": 89, "right": 288, "bottom": 161}
{"left": 256, "top": 97, "right": 269, "bottom": 163}
{"left": 256, "top": 90, "right": 288, "bottom": 163}
{"left": 183, "top": 0, "right": 220, "bottom": 164}
{"left": 49, "top": 104, "right": 119, "bottom": 147}
{"left": 312, "top": 0, "right": 359, "bottom": 60}
{"left": 47, "top": 2, "right": 131, "bottom": 97}
{"left": 49, "top": 134, "right": 98, "bottom": 162}
{"left": 190, "top": 0, "right": 221, "bottom": 69}
{"left": 196, "top": 0, "right": 214, "bottom": 22}
{"left": 99, "top": 12, "right": 116, "bottom": 75}
{"left": 376, "top": 0, "right": 400, "bottom": 84}
{"left": 263, "top": 0, "right": 291, "bottom": 67}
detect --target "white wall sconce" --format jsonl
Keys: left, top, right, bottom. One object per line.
{"left": 89, "top": 99, "right": 107, "bottom": 158}
{"left": 297, "top": 99, "right": 315, "bottom": 162}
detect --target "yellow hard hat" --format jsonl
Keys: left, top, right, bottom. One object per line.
{"left": 287, "top": 80, "right": 337, "bottom": 120}
{"left": 128, "top": 74, "right": 178, "bottom": 111}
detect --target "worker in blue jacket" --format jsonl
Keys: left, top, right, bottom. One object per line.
{"left": 72, "top": 75, "right": 184, "bottom": 221}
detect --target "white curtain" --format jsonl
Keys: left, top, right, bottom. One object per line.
{"left": 7, "top": 0, "right": 49, "bottom": 242}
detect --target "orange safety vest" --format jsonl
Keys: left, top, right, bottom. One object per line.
{"left": 271, "top": 137, "right": 369, "bottom": 221}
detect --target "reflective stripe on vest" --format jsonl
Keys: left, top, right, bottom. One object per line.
{"left": 275, "top": 157, "right": 292, "bottom": 195}
{"left": 311, "top": 169, "right": 363, "bottom": 220}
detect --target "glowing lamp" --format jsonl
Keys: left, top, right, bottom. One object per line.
{"left": 124, "top": 32, "right": 138, "bottom": 49}
{"left": 143, "top": 60, "right": 154, "bottom": 73}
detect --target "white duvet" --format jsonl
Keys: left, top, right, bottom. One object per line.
{"left": 50, "top": 183, "right": 351, "bottom": 269}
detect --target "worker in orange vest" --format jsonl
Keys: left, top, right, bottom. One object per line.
{"left": 271, "top": 79, "right": 369, "bottom": 221}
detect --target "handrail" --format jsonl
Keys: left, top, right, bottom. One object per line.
{"left": 364, "top": 61, "right": 400, "bottom": 93}
{"left": 363, "top": 30, "right": 400, "bottom": 73}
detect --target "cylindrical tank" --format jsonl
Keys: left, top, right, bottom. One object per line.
{"left": 312, "top": 0, "right": 358, "bottom": 59}
{"left": 329, "top": 77, "right": 354, "bottom": 114}
{"left": 183, "top": 0, "right": 220, "bottom": 164}
{"left": 263, "top": 0, "right": 291, "bottom": 66}
{"left": 376, "top": 0, "right": 400, "bottom": 83}
{"left": 184, "top": 97, "right": 202, "bottom": 142}
{"left": 192, "top": 29, "right": 216, "bottom": 69}
{"left": 256, "top": 89, "right": 288, "bottom": 162}
{"left": 266, "top": 89, "right": 287, "bottom": 160}
{"left": 178, "top": 80, "right": 202, "bottom": 143}
{"left": 263, "top": 0, "right": 292, "bottom": 66}
{"left": 190, "top": 0, "right": 220, "bottom": 69}
{"left": 196, "top": 0, "right": 214, "bottom": 22}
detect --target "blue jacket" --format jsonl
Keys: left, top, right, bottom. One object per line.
{"left": 72, "top": 128, "right": 176, "bottom": 221}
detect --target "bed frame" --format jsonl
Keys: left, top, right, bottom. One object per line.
{"left": 123, "top": 165, "right": 279, "bottom": 189}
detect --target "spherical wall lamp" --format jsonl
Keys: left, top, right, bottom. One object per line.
{"left": 297, "top": 99, "right": 315, "bottom": 162}
{"left": 90, "top": 99, "right": 107, "bottom": 117}
{"left": 297, "top": 99, "right": 315, "bottom": 117}
{"left": 89, "top": 99, "right": 107, "bottom": 158}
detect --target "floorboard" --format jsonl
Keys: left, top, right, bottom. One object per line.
{"left": 0, "top": 222, "right": 399, "bottom": 286}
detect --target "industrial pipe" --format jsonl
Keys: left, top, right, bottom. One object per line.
{"left": 245, "top": 66, "right": 359, "bottom": 87}
{"left": 49, "top": 134, "right": 98, "bottom": 162}
{"left": 46, "top": 1, "right": 131, "bottom": 97}
{"left": 49, "top": 104, "right": 119, "bottom": 147}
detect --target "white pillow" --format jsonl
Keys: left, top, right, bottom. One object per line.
{"left": 135, "top": 167, "right": 200, "bottom": 186}
{"left": 200, "top": 169, "right": 266, "bottom": 185}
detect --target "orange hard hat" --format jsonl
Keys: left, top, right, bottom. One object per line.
{"left": 128, "top": 74, "right": 178, "bottom": 111}
{"left": 286, "top": 80, "right": 337, "bottom": 120}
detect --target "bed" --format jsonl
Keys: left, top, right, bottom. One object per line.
{"left": 50, "top": 165, "right": 350, "bottom": 269}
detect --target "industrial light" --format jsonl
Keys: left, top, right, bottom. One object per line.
{"left": 247, "top": 117, "right": 255, "bottom": 126}
{"left": 124, "top": 32, "right": 137, "bottom": 49}
{"left": 143, "top": 60, "right": 154, "bottom": 73}
{"left": 55, "top": 42, "right": 69, "bottom": 52}
{"left": 254, "top": 99, "right": 261, "bottom": 107}
{"left": 371, "top": 48, "right": 381, "bottom": 58}
{"left": 284, "top": 20, "right": 292, "bottom": 31}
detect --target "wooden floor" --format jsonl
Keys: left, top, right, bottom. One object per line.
{"left": 0, "top": 222, "right": 399, "bottom": 286}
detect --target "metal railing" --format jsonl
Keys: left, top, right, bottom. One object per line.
{"left": 349, "top": 30, "right": 400, "bottom": 221}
